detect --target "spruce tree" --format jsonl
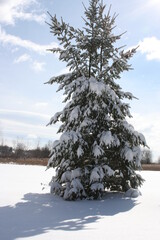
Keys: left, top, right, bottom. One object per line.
{"left": 46, "top": 0, "right": 147, "bottom": 200}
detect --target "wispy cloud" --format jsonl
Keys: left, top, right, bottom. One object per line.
{"left": 1, "top": 118, "right": 59, "bottom": 140}
{"left": 129, "top": 0, "right": 160, "bottom": 19}
{"left": 13, "top": 11, "right": 46, "bottom": 24}
{"left": 14, "top": 53, "right": 31, "bottom": 63}
{"left": 14, "top": 53, "right": 47, "bottom": 72}
{"left": 0, "top": 108, "right": 59, "bottom": 144}
{"left": 0, "top": 109, "right": 50, "bottom": 120}
{"left": 27, "top": 134, "right": 38, "bottom": 140}
{"left": 0, "top": 26, "right": 58, "bottom": 55}
{"left": 0, "top": 0, "right": 46, "bottom": 25}
{"left": 146, "top": 0, "right": 160, "bottom": 8}
{"left": 11, "top": 47, "right": 19, "bottom": 53}
{"left": 32, "top": 61, "right": 46, "bottom": 72}
{"left": 34, "top": 102, "right": 49, "bottom": 108}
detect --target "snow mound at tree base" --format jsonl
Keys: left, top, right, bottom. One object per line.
{"left": 125, "top": 188, "right": 141, "bottom": 198}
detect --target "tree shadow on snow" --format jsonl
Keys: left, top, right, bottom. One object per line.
{"left": 0, "top": 192, "right": 138, "bottom": 240}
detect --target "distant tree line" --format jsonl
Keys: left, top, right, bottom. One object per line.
{"left": 0, "top": 141, "right": 156, "bottom": 163}
{"left": 0, "top": 141, "right": 52, "bottom": 159}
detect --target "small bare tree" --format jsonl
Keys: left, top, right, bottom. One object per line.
{"left": 141, "top": 149, "right": 152, "bottom": 164}
{"left": 13, "top": 138, "right": 27, "bottom": 159}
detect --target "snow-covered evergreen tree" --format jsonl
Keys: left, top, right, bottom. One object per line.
{"left": 46, "top": 0, "right": 147, "bottom": 200}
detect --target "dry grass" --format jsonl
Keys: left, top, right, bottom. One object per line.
{"left": 0, "top": 158, "right": 48, "bottom": 166}
{"left": 142, "top": 164, "right": 160, "bottom": 171}
{"left": 0, "top": 158, "right": 160, "bottom": 171}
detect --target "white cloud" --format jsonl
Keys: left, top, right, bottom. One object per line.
{"left": 1, "top": 118, "right": 59, "bottom": 139}
{"left": 0, "top": 107, "right": 62, "bottom": 146}
{"left": 11, "top": 47, "right": 19, "bottom": 53}
{"left": 13, "top": 11, "right": 46, "bottom": 24}
{"left": 0, "top": 109, "right": 50, "bottom": 120}
{"left": 27, "top": 134, "right": 38, "bottom": 139}
{"left": 128, "top": 112, "right": 160, "bottom": 161}
{"left": 130, "top": 0, "right": 160, "bottom": 18}
{"left": 138, "top": 37, "right": 160, "bottom": 61}
{"left": 32, "top": 61, "right": 46, "bottom": 72}
{"left": 34, "top": 102, "right": 49, "bottom": 108}
{"left": 14, "top": 53, "right": 31, "bottom": 63}
{"left": 0, "top": 108, "right": 59, "bottom": 144}
{"left": 146, "top": 0, "right": 160, "bottom": 9}
{"left": 13, "top": 54, "right": 47, "bottom": 72}
{"left": 0, "top": 26, "right": 58, "bottom": 55}
{"left": 0, "top": 0, "right": 46, "bottom": 25}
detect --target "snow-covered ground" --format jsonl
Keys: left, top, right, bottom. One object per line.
{"left": 0, "top": 164, "right": 160, "bottom": 240}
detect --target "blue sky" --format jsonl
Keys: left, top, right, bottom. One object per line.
{"left": 0, "top": 0, "right": 160, "bottom": 161}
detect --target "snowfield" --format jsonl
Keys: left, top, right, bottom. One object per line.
{"left": 0, "top": 164, "right": 160, "bottom": 240}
